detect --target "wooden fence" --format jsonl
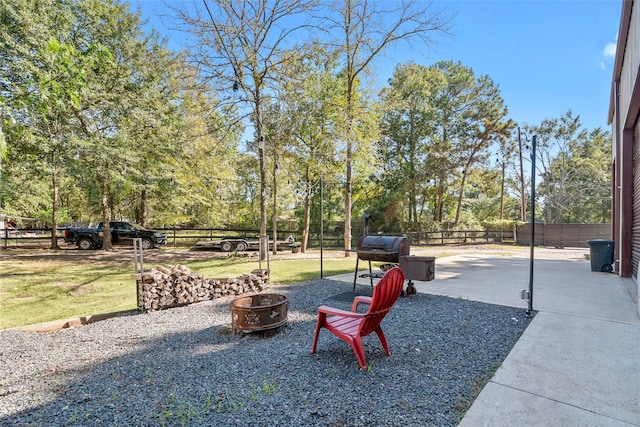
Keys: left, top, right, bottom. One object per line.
{"left": 515, "top": 223, "right": 611, "bottom": 248}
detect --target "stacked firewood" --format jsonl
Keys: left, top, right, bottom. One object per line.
{"left": 137, "top": 265, "right": 270, "bottom": 312}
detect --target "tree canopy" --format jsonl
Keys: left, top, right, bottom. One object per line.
{"left": 0, "top": 0, "right": 612, "bottom": 251}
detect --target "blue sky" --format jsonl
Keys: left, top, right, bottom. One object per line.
{"left": 429, "top": 0, "right": 621, "bottom": 132}
{"left": 131, "top": 0, "right": 622, "bottom": 133}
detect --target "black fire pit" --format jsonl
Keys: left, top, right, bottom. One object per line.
{"left": 230, "top": 293, "right": 288, "bottom": 337}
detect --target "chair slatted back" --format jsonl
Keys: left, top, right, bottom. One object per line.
{"left": 359, "top": 267, "right": 404, "bottom": 337}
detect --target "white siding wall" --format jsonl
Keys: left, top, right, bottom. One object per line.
{"left": 620, "top": 2, "right": 640, "bottom": 122}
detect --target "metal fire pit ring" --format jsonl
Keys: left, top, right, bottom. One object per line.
{"left": 230, "top": 293, "right": 288, "bottom": 337}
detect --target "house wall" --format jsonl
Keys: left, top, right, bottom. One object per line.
{"left": 619, "top": 3, "right": 640, "bottom": 123}
{"left": 610, "top": 0, "right": 636, "bottom": 278}
{"left": 610, "top": 0, "right": 640, "bottom": 317}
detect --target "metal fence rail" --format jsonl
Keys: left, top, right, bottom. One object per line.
{"left": 1, "top": 224, "right": 610, "bottom": 249}
{"left": 2, "top": 226, "right": 515, "bottom": 248}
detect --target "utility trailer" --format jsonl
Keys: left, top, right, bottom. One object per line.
{"left": 194, "top": 235, "right": 296, "bottom": 252}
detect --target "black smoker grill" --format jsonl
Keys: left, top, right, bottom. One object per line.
{"left": 353, "top": 235, "right": 410, "bottom": 290}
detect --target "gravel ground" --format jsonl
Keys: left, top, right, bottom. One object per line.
{"left": 0, "top": 279, "right": 533, "bottom": 427}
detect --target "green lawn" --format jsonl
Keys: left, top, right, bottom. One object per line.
{"left": 0, "top": 250, "right": 360, "bottom": 330}
{"left": 1, "top": 243, "right": 525, "bottom": 330}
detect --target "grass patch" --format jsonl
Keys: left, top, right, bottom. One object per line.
{"left": 1, "top": 258, "right": 136, "bottom": 330}
{"left": 182, "top": 257, "right": 360, "bottom": 284}
{"left": 0, "top": 250, "right": 359, "bottom": 330}
{"left": 1, "top": 243, "right": 520, "bottom": 330}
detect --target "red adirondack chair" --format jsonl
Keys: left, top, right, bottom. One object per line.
{"left": 310, "top": 267, "right": 405, "bottom": 370}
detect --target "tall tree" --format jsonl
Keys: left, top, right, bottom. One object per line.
{"left": 174, "top": 0, "right": 316, "bottom": 259}
{"left": 166, "top": 74, "right": 244, "bottom": 228}
{"left": 262, "top": 97, "right": 288, "bottom": 254}
{"left": 565, "top": 127, "right": 611, "bottom": 223}
{"left": 275, "top": 45, "right": 341, "bottom": 251}
{"left": 379, "top": 62, "right": 445, "bottom": 231}
{"left": 377, "top": 60, "right": 512, "bottom": 228}
{"left": 451, "top": 72, "right": 512, "bottom": 226}
{"left": 423, "top": 61, "right": 510, "bottom": 226}
{"left": 525, "top": 111, "right": 581, "bottom": 223}
{"left": 65, "top": 0, "right": 178, "bottom": 249}
{"left": 324, "top": 0, "right": 451, "bottom": 254}
{"left": 526, "top": 112, "right": 611, "bottom": 223}
{"left": 0, "top": 0, "right": 114, "bottom": 248}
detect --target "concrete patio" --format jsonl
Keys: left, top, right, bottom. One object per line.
{"left": 330, "top": 248, "right": 640, "bottom": 426}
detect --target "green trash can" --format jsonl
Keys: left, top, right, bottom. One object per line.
{"left": 587, "top": 239, "right": 614, "bottom": 272}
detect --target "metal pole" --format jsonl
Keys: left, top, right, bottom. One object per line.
{"left": 500, "top": 161, "right": 505, "bottom": 221}
{"left": 527, "top": 135, "right": 536, "bottom": 316}
{"left": 320, "top": 175, "right": 324, "bottom": 278}
{"left": 518, "top": 127, "right": 526, "bottom": 222}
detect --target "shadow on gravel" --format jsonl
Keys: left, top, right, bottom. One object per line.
{"left": 0, "top": 280, "right": 533, "bottom": 426}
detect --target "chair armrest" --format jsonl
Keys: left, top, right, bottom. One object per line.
{"left": 318, "top": 305, "right": 365, "bottom": 319}
{"left": 351, "top": 296, "right": 372, "bottom": 312}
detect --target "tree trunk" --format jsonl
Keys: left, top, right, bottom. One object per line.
{"left": 271, "top": 157, "right": 278, "bottom": 256}
{"left": 301, "top": 164, "right": 312, "bottom": 252}
{"left": 409, "top": 141, "right": 418, "bottom": 231}
{"left": 410, "top": 192, "right": 418, "bottom": 231}
{"left": 259, "top": 149, "right": 267, "bottom": 259}
{"left": 435, "top": 180, "right": 444, "bottom": 222}
{"left": 454, "top": 155, "right": 475, "bottom": 226}
{"left": 343, "top": 76, "right": 354, "bottom": 257}
{"left": 50, "top": 164, "right": 60, "bottom": 250}
{"left": 454, "top": 167, "right": 470, "bottom": 227}
{"left": 256, "top": 97, "right": 268, "bottom": 261}
{"left": 344, "top": 144, "right": 352, "bottom": 256}
{"left": 100, "top": 177, "right": 112, "bottom": 250}
{"left": 454, "top": 179, "right": 464, "bottom": 226}
{"left": 139, "top": 187, "right": 148, "bottom": 227}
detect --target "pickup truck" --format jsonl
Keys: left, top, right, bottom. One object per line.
{"left": 64, "top": 221, "right": 167, "bottom": 250}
